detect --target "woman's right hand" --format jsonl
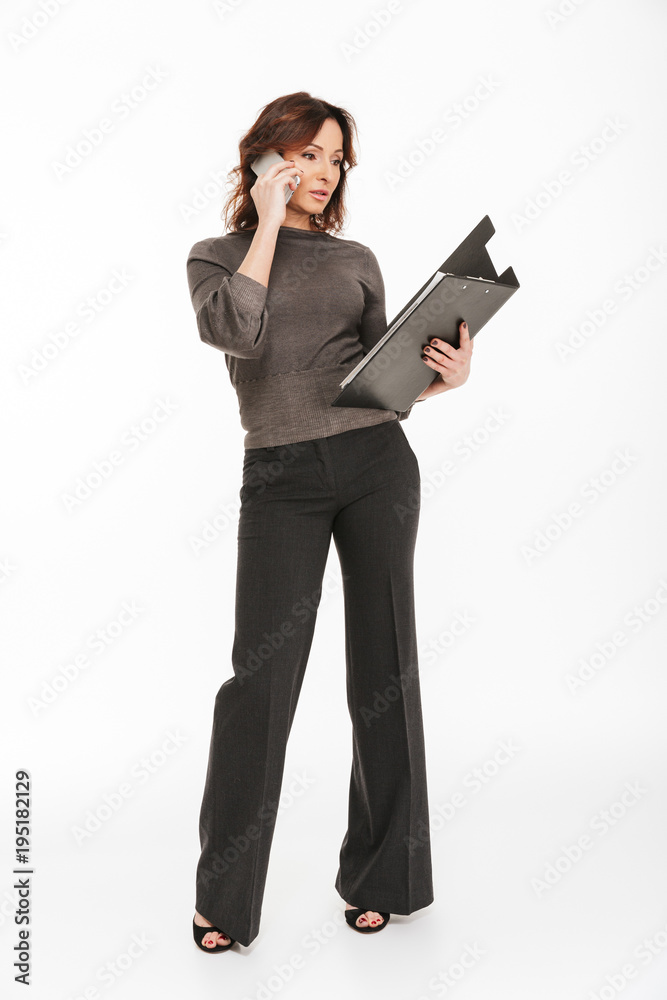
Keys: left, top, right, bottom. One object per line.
{"left": 250, "top": 159, "right": 304, "bottom": 228}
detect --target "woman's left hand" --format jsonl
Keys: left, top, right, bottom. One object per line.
{"left": 415, "top": 320, "right": 474, "bottom": 401}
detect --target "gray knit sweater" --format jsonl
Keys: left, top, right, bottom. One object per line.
{"left": 186, "top": 225, "right": 414, "bottom": 448}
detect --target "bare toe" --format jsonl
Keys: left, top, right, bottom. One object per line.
{"left": 195, "top": 911, "right": 231, "bottom": 947}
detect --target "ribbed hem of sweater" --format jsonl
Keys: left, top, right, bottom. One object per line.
{"left": 235, "top": 365, "right": 411, "bottom": 448}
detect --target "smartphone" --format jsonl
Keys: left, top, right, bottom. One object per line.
{"left": 250, "top": 150, "right": 301, "bottom": 203}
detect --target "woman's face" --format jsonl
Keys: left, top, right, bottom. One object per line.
{"left": 282, "top": 117, "right": 344, "bottom": 218}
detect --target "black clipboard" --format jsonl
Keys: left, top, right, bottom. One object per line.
{"left": 331, "top": 216, "right": 519, "bottom": 413}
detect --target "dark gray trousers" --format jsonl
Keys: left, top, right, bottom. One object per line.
{"left": 195, "top": 418, "right": 434, "bottom": 946}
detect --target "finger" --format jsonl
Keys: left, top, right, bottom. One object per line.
{"left": 281, "top": 160, "right": 304, "bottom": 175}
{"left": 422, "top": 353, "right": 457, "bottom": 375}
{"left": 425, "top": 339, "right": 453, "bottom": 359}
{"left": 460, "top": 320, "right": 473, "bottom": 351}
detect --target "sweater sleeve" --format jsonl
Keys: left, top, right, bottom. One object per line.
{"left": 186, "top": 239, "right": 269, "bottom": 358}
{"left": 359, "top": 246, "right": 416, "bottom": 422}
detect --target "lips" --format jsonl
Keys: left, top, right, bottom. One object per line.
{"left": 309, "top": 190, "right": 329, "bottom": 199}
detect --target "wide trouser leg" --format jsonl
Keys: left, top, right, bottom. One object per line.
{"left": 331, "top": 423, "right": 434, "bottom": 914}
{"left": 195, "top": 465, "right": 334, "bottom": 947}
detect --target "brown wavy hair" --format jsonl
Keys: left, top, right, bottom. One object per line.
{"left": 220, "top": 91, "right": 359, "bottom": 237}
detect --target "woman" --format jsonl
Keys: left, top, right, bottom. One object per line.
{"left": 187, "top": 91, "right": 473, "bottom": 952}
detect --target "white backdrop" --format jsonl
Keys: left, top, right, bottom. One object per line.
{"left": 3, "top": 0, "right": 667, "bottom": 998}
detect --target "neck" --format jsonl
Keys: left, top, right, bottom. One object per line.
{"left": 247, "top": 223, "right": 319, "bottom": 233}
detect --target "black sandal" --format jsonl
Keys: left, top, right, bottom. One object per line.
{"left": 192, "top": 916, "right": 235, "bottom": 952}
{"left": 344, "top": 907, "right": 390, "bottom": 934}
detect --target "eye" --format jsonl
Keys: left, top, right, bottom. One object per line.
{"left": 302, "top": 152, "right": 342, "bottom": 166}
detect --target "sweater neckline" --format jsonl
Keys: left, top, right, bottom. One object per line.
{"left": 234, "top": 225, "right": 333, "bottom": 237}
{"left": 281, "top": 226, "right": 328, "bottom": 234}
